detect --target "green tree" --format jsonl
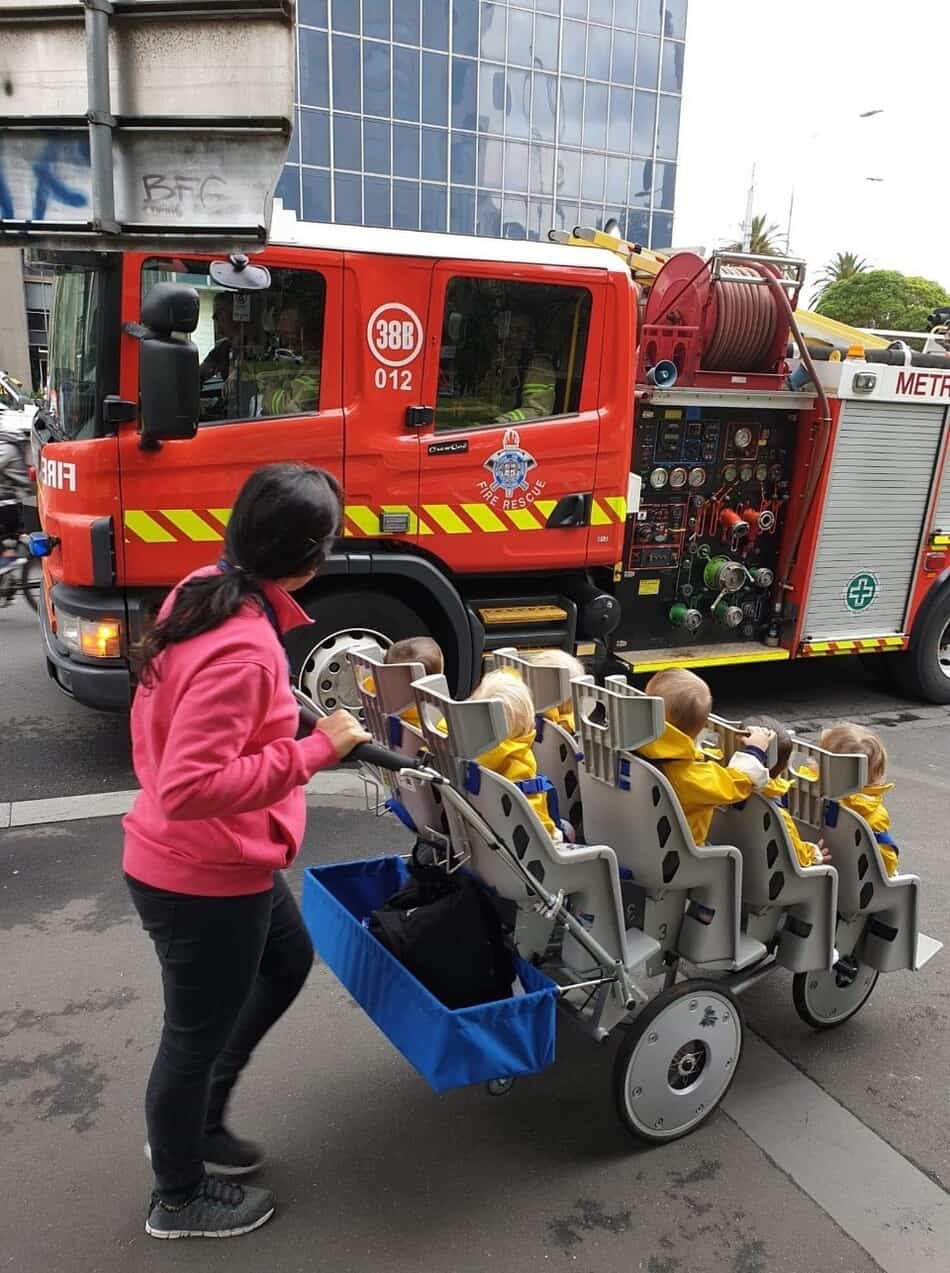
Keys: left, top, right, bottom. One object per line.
{"left": 810, "top": 251, "right": 869, "bottom": 306}
{"left": 815, "top": 270, "right": 950, "bottom": 331}
{"left": 727, "top": 214, "right": 782, "bottom": 256}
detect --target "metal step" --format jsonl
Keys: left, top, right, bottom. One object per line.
{"left": 613, "top": 642, "right": 791, "bottom": 675}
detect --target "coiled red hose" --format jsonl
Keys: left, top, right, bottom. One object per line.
{"left": 704, "top": 267, "right": 778, "bottom": 371}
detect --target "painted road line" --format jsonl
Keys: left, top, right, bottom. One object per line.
{"left": 723, "top": 1031, "right": 950, "bottom": 1273}
{"left": 4, "top": 771, "right": 369, "bottom": 829}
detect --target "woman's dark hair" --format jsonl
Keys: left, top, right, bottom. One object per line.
{"left": 136, "top": 463, "right": 341, "bottom": 686}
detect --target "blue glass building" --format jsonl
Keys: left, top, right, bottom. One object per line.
{"left": 277, "top": 1, "right": 686, "bottom": 246}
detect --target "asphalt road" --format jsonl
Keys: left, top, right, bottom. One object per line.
{"left": 2, "top": 591, "right": 949, "bottom": 1271}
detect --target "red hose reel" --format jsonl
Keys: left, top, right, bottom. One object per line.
{"left": 638, "top": 253, "right": 793, "bottom": 389}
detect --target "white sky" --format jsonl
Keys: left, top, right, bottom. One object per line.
{"left": 674, "top": 0, "right": 950, "bottom": 299}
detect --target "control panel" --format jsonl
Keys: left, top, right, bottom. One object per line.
{"left": 615, "top": 403, "right": 799, "bottom": 651}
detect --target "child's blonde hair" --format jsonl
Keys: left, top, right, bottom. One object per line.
{"left": 471, "top": 669, "right": 536, "bottom": 738}
{"left": 530, "top": 649, "right": 585, "bottom": 709}
{"left": 819, "top": 722, "right": 887, "bottom": 785}
{"left": 385, "top": 636, "right": 444, "bottom": 677}
{"left": 645, "top": 667, "right": 712, "bottom": 739}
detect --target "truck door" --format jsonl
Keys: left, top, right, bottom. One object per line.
{"left": 118, "top": 249, "right": 344, "bottom": 586}
{"left": 414, "top": 261, "right": 607, "bottom": 571}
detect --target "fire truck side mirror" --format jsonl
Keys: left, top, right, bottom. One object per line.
{"left": 138, "top": 284, "right": 200, "bottom": 451}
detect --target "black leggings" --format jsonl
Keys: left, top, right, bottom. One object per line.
{"left": 126, "top": 871, "right": 313, "bottom": 1202}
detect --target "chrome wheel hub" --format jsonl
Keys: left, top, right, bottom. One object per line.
{"left": 297, "top": 627, "right": 388, "bottom": 713}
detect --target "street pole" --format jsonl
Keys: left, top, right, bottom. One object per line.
{"left": 741, "top": 163, "right": 756, "bottom": 252}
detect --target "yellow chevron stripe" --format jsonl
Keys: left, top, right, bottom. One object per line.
{"left": 534, "top": 499, "right": 556, "bottom": 521}
{"left": 931, "top": 533, "right": 950, "bottom": 546}
{"left": 605, "top": 495, "right": 627, "bottom": 521}
{"left": 423, "top": 504, "right": 471, "bottom": 534}
{"left": 381, "top": 504, "right": 434, "bottom": 535}
{"left": 160, "top": 509, "right": 223, "bottom": 542}
{"left": 504, "top": 507, "right": 543, "bottom": 531}
{"left": 590, "top": 499, "right": 612, "bottom": 526}
{"left": 124, "top": 511, "right": 176, "bottom": 544}
{"left": 208, "top": 508, "right": 232, "bottom": 527}
{"left": 461, "top": 502, "right": 507, "bottom": 532}
{"left": 346, "top": 506, "right": 380, "bottom": 535}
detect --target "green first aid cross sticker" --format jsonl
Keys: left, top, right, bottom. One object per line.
{"left": 845, "top": 572, "right": 879, "bottom": 612}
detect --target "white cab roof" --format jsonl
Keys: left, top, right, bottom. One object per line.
{"left": 269, "top": 202, "right": 629, "bottom": 273}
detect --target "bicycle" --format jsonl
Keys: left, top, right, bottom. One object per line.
{"left": 0, "top": 500, "right": 41, "bottom": 612}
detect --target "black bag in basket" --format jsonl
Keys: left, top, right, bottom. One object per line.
{"left": 368, "top": 842, "right": 515, "bottom": 1009}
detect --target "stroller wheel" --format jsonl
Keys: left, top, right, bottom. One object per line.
{"left": 792, "top": 961, "right": 878, "bottom": 1029}
{"left": 613, "top": 981, "right": 743, "bottom": 1144}
{"left": 485, "top": 1077, "right": 515, "bottom": 1097}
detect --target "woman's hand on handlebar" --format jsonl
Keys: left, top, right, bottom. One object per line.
{"left": 315, "top": 709, "right": 371, "bottom": 759}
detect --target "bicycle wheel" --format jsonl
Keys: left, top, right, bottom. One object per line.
{"left": 20, "top": 555, "right": 42, "bottom": 611}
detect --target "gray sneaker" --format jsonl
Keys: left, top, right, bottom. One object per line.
{"left": 145, "top": 1175, "right": 275, "bottom": 1239}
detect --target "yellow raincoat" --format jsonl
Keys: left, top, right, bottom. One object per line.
{"left": 477, "top": 732, "right": 557, "bottom": 838}
{"left": 762, "top": 776, "right": 823, "bottom": 868}
{"left": 543, "top": 704, "right": 576, "bottom": 734}
{"left": 842, "top": 784, "right": 899, "bottom": 877}
{"left": 638, "top": 721, "right": 766, "bottom": 846}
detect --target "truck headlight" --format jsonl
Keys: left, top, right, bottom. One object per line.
{"left": 54, "top": 607, "right": 123, "bottom": 658}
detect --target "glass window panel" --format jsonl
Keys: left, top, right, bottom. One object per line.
{"left": 507, "top": 8, "right": 532, "bottom": 66}
{"left": 479, "top": 62, "right": 506, "bottom": 134}
{"left": 422, "top": 127, "right": 448, "bottom": 182}
{"left": 275, "top": 165, "right": 300, "bottom": 212}
{"left": 299, "top": 28, "right": 329, "bottom": 108}
{"left": 506, "top": 68, "right": 531, "bottom": 139}
{"left": 583, "top": 82, "right": 608, "bottom": 150}
{"left": 363, "top": 40, "right": 391, "bottom": 117}
{"left": 303, "top": 168, "right": 330, "bottom": 221}
{"left": 532, "top": 72, "right": 557, "bottom": 143}
{"left": 330, "top": 0, "right": 358, "bottom": 32}
{"left": 581, "top": 151, "right": 605, "bottom": 202}
{"left": 299, "top": 0, "right": 328, "bottom": 28}
{"left": 656, "top": 159, "right": 676, "bottom": 209}
{"left": 605, "top": 155, "right": 629, "bottom": 204}
{"left": 451, "top": 56, "right": 477, "bottom": 129}
{"left": 533, "top": 15, "right": 559, "bottom": 71}
{"left": 611, "top": 28, "right": 636, "bottom": 84}
{"left": 300, "top": 109, "right": 330, "bottom": 167}
{"left": 394, "top": 122, "right": 420, "bottom": 177}
{"left": 365, "top": 176, "right": 392, "bottom": 228}
{"left": 362, "top": 0, "right": 390, "bottom": 39}
{"left": 393, "top": 179, "right": 420, "bottom": 228}
{"left": 421, "top": 183, "right": 447, "bottom": 231}
{"left": 333, "top": 114, "right": 362, "bottom": 169}
{"left": 661, "top": 38, "right": 685, "bottom": 93}
{"left": 579, "top": 203, "right": 602, "bottom": 230}
{"left": 394, "top": 46, "right": 420, "bottom": 119}
{"left": 525, "top": 199, "right": 552, "bottom": 241}
{"left": 638, "top": 0, "right": 662, "bottom": 35}
{"left": 477, "top": 136, "right": 504, "bottom": 188}
{"left": 422, "top": 0, "right": 449, "bottom": 50}
{"left": 450, "top": 186, "right": 476, "bottom": 234}
{"left": 335, "top": 171, "right": 362, "bottom": 224}
{"left": 452, "top": 0, "right": 478, "bottom": 56}
{"left": 476, "top": 192, "right": 501, "bottom": 237}
{"left": 564, "top": 0, "right": 587, "bottom": 17}
{"left": 556, "top": 148, "right": 580, "bottom": 198}
{"left": 535, "top": 0, "right": 560, "bottom": 12}
{"left": 480, "top": 3, "right": 506, "bottom": 61}
{"left": 393, "top": 0, "right": 420, "bottom": 44}
{"left": 555, "top": 199, "right": 580, "bottom": 234}
{"left": 561, "top": 20, "right": 587, "bottom": 76}
{"left": 502, "top": 195, "right": 527, "bottom": 239}
{"left": 451, "top": 130, "right": 476, "bottom": 185}
{"left": 613, "top": 0, "right": 636, "bottom": 29}
{"left": 608, "top": 85, "right": 633, "bottom": 152}
{"left": 504, "top": 140, "right": 529, "bottom": 193}
{"left": 558, "top": 77, "right": 583, "bottom": 147}
{"left": 665, "top": 0, "right": 688, "bottom": 40}
{"left": 625, "top": 207, "right": 650, "bottom": 243}
{"left": 529, "top": 144, "right": 555, "bottom": 196}
{"left": 587, "top": 24, "right": 612, "bottom": 80}
{"left": 651, "top": 210, "right": 673, "bottom": 248}
{"left": 630, "top": 158, "right": 654, "bottom": 204}
{"left": 332, "top": 35, "right": 361, "bottom": 112}
{"left": 364, "top": 118, "right": 391, "bottom": 174}
{"left": 636, "top": 34, "right": 660, "bottom": 88}
{"left": 657, "top": 94, "right": 680, "bottom": 158}
{"left": 422, "top": 51, "right": 449, "bottom": 125}
{"left": 589, "top": 0, "right": 614, "bottom": 21}
{"left": 632, "top": 89, "right": 657, "bottom": 153}
{"left": 288, "top": 107, "right": 302, "bottom": 164}
{"left": 434, "top": 277, "right": 592, "bottom": 432}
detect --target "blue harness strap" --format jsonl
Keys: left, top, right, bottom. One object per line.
{"left": 387, "top": 714, "right": 403, "bottom": 747}
{"left": 464, "top": 762, "right": 482, "bottom": 795}
{"left": 875, "top": 830, "right": 899, "bottom": 856}
{"left": 515, "top": 775, "right": 561, "bottom": 827}
{"left": 385, "top": 796, "right": 418, "bottom": 832}
{"left": 825, "top": 800, "right": 840, "bottom": 828}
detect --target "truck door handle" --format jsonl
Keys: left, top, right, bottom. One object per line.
{"left": 405, "top": 405, "right": 434, "bottom": 428}
{"left": 545, "top": 493, "right": 592, "bottom": 528}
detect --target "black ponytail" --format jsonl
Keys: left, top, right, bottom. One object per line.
{"left": 136, "top": 463, "right": 341, "bottom": 687}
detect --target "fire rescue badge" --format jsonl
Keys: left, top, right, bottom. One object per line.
{"left": 482, "top": 428, "right": 538, "bottom": 502}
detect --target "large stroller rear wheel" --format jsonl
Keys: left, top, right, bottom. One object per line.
{"left": 613, "top": 981, "right": 743, "bottom": 1144}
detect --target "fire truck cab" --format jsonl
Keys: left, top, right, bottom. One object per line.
{"left": 31, "top": 205, "right": 950, "bottom": 711}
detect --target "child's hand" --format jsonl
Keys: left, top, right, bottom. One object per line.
{"left": 315, "top": 709, "right": 371, "bottom": 759}
{"left": 812, "top": 839, "right": 832, "bottom": 865}
{"left": 744, "top": 726, "right": 774, "bottom": 753}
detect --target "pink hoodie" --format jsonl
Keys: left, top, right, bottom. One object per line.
{"left": 123, "top": 569, "right": 336, "bottom": 896}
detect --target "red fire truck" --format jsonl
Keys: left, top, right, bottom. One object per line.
{"left": 30, "top": 204, "right": 950, "bottom": 712}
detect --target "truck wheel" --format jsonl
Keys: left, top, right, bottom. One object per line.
{"left": 288, "top": 591, "right": 431, "bottom": 715}
{"left": 891, "top": 587, "right": 950, "bottom": 704}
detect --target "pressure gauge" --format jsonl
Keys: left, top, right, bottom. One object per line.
{"left": 688, "top": 466, "right": 706, "bottom": 488}
{"left": 734, "top": 426, "right": 753, "bottom": 450}
{"left": 669, "top": 466, "right": 688, "bottom": 489}
{"left": 740, "top": 463, "right": 754, "bottom": 482}
{"left": 755, "top": 462, "right": 769, "bottom": 482}
{"left": 649, "top": 467, "right": 669, "bottom": 490}
{"left": 722, "top": 463, "right": 738, "bottom": 483}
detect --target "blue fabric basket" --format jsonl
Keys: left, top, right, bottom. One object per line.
{"left": 301, "top": 856, "right": 558, "bottom": 1094}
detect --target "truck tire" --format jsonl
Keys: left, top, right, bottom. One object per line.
{"left": 891, "top": 586, "right": 950, "bottom": 705}
{"left": 287, "top": 590, "right": 431, "bottom": 715}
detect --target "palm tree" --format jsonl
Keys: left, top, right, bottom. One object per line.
{"left": 810, "top": 251, "right": 870, "bottom": 306}
{"left": 726, "top": 214, "right": 783, "bottom": 256}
